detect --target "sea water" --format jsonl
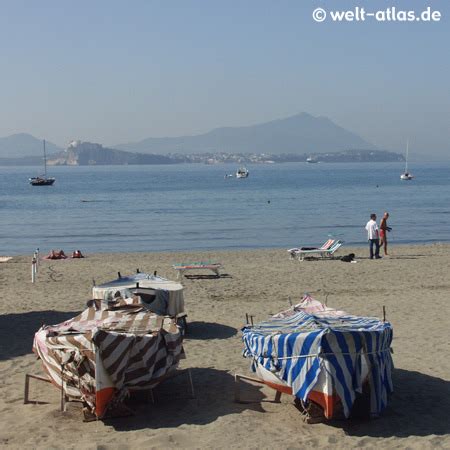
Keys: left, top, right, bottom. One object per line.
{"left": 1, "top": 162, "right": 449, "bottom": 255}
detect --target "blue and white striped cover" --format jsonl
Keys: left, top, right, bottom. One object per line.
{"left": 242, "top": 309, "right": 394, "bottom": 417}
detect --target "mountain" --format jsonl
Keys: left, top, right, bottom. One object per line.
{"left": 114, "top": 113, "right": 376, "bottom": 155}
{"left": 0, "top": 133, "right": 63, "bottom": 158}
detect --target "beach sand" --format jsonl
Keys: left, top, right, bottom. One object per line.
{"left": 1, "top": 244, "right": 449, "bottom": 449}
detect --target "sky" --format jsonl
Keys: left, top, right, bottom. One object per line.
{"left": 0, "top": 0, "right": 449, "bottom": 159}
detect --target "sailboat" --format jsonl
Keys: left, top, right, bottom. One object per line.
{"left": 29, "top": 140, "right": 55, "bottom": 186}
{"left": 400, "top": 140, "right": 414, "bottom": 180}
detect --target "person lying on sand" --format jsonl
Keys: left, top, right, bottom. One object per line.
{"left": 71, "top": 250, "right": 84, "bottom": 258}
{"left": 45, "top": 249, "right": 67, "bottom": 260}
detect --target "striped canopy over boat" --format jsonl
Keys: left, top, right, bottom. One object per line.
{"left": 242, "top": 295, "right": 394, "bottom": 419}
{"left": 33, "top": 296, "right": 184, "bottom": 418}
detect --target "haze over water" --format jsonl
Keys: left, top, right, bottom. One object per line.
{"left": 1, "top": 162, "right": 450, "bottom": 256}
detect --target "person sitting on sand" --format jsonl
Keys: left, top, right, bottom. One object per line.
{"left": 46, "top": 249, "right": 67, "bottom": 260}
{"left": 379, "top": 212, "right": 392, "bottom": 256}
{"left": 71, "top": 249, "right": 84, "bottom": 258}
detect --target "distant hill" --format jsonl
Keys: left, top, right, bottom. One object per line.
{"left": 0, "top": 140, "right": 403, "bottom": 166}
{"left": 114, "top": 113, "right": 376, "bottom": 154}
{"left": 47, "top": 141, "right": 175, "bottom": 166}
{"left": 0, "top": 133, "right": 62, "bottom": 158}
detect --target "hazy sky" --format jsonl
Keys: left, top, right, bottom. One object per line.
{"left": 0, "top": 0, "right": 449, "bottom": 159}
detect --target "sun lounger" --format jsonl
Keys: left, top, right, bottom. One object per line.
{"left": 289, "top": 240, "right": 343, "bottom": 260}
{"left": 288, "top": 239, "right": 335, "bottom": 260}
{"left": 173, "top": 261, "right": 222, "bottom": 279}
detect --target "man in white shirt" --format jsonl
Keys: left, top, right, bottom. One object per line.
{"left": 365, "top": 213, "right": 381, "bottom": 259}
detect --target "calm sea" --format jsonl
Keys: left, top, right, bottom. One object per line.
{"left": 1, "top": 162, "right": 450, "bottom": 256}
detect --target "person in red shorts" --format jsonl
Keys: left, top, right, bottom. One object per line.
{"left": 379, "top": 212, "right": 392, "bottom": 256}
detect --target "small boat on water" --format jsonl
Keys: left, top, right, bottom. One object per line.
{"left": 241, "top": 294, "right": 393, "bottom": 422}
{"left": 236, "top": 167, "right": 249, "bottom": 178}
{"left": 29, "top": 140, "right": 55, "bottom": 186}
{"left": 306, "top": 156, "right": 318, "bottom": 164}
{"left": 400, "top": 140, "right": 414, "bottom": 180}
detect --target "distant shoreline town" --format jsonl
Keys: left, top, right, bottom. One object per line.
{"left": 0, "top": 140, "right": 403, "bottom": 166}
{"left": 0, "top": 113, "right": 409, "bottom": 165}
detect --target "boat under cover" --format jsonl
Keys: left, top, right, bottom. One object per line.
{"left": 92, "top": 272, "right": 185, "bottom": 317}
{"left": 241, "top": 295, "right": 394, "bottom": 419}
{"left": 33, "top": 296, "right": 184, "bottom": 419}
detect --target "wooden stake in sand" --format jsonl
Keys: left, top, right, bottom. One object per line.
{"left": 34, "top": 248, "right": 39, "bottom": 272}
{"left": 31, "top": 256, "right": 37, "bottom": 283}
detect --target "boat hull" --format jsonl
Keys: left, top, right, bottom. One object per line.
{"left": 254, "top": 360, "right": 369, "bottom": 419}
{"left": 30, "top": 177, "right": 55, "bottom": 186}
{"left": 236, "top": 167, "right": 249, "bottom": 178}
{"left": 255, "top": 364, "right": 341, "bottom": 419}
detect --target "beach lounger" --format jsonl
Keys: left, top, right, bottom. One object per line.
{"left": 289, "top": 240, "right": 343, "bottom": 260}
{"left": 173, "top": 261, "right": 222, "bottom": 279}
{"left": 288, "top": 239, "right": 335, "bottom": 260}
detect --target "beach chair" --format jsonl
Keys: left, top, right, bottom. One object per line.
{"left": 294, "top": 240, "right": 344, "bottom": 260}
{"left": 172, "top": 261, "right": 222, "bottom": 280}
{"left": 287, "top": 239, "right": 335, "bottom": 260}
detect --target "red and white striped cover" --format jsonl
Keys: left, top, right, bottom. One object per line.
{"left": 33, "top": 297, "right": 184, "bottom": 418}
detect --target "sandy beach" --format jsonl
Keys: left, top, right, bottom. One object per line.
{"left": 1, "top": 244, "right": 449, "bottom": 449}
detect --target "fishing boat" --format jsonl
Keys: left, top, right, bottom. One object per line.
{"left": 29, "top": 140, "right": 55, "bottom": 186}
{"left": 92, "top": 271, "right": 185, "bottom": 316}
{"left": 241, "top": 294, "right": 393, "bottom": 421}
{"left": 92, "top": 271, "right": 187, "bottom": 333}
{"left": 33, "top": 296, "right": 185, "bottom": 420}
{"left": 236, "top": 167, "right": 249, "bottom": 178}
{"left": 400, "top": 140, "right": 414, "bottom": 180}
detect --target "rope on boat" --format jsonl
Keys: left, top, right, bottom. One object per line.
{"left": 253, "top": 347, "right": 392, "bottom": 360}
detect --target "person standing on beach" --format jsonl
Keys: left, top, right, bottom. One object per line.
{"left": 379, "top": 212, "right": 391, "bottom": 256}
{"left": 365, "top": 213, "right": 381, "bottom": 259}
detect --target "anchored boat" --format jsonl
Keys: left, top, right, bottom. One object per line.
{"left": 400, "top": 140, "right": 414, "bottom": 180}
{"left": 29, "top": 140, "right": 55, "bottom": 186}
{"left": 236, "top": 167, "right": 249, "bottom": 178}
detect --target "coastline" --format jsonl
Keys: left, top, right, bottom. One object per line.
{"left": 5, "top": 239, "right": 450, "bottom": 258}
{"left": 1, "top": 243, "right": 449, "bottom": 448}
